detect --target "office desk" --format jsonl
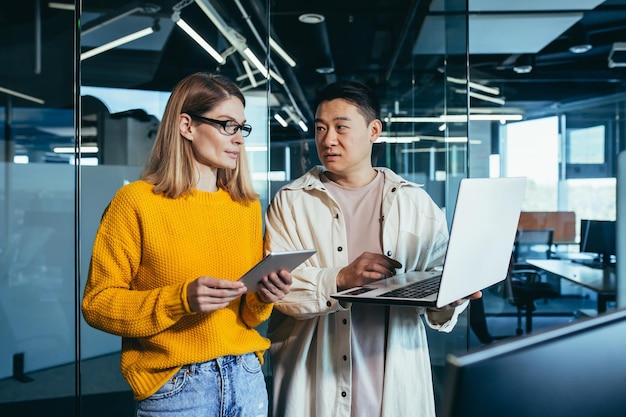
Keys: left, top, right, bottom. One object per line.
{"left": 526, "top": 259, "right": 616, "bottom": 313}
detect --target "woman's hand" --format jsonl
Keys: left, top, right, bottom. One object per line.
{"left": 187, "top": 276, "right": 246, "bottom": 313}
{"left": 255, "top": 269, "right": 293, "bottom": 303}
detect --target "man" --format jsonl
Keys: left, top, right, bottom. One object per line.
{"left": 264, "top": 80, "right": 480, "bottom": 417}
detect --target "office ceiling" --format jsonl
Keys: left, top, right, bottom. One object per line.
{"left": 5, "top": 0, "right": 626, "bottom": 142}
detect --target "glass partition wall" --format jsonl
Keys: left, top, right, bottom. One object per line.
{"left": 0, "top": 1, "right": 79, "bottom": 415}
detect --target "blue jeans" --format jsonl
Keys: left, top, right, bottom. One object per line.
{"left": 135, "top": 354, "right": 268, "bottom": 417}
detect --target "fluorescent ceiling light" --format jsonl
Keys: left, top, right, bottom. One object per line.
{"left": 469, "top": 114, "right": 523, "bottom": 122}
{"left": 385, "top": 114, "right": 523, "bottom": 123}
{"left": 375, "top": 136, "right": 417, "bottom": 143}
{"left": 244, "top": 48, "right": 269, "bottom": 78}
{"left": 54, "top": 146, "right": 99, "bottom": 154}
{"left": 569, "top": 43, "right": 592, "bottom": 54}
{"left": 297, "top": 120, "right": 309, "bottom": 132}
{"left": 48, "top": 2, "right": 74, "bottom": 10}
{"left": 268, "top": 69, "right": 285, "bottom": 85}
{"left": 174, "top": 18, "right": 224, "bottom": 64}
{"left": 190, "top": 0, "right": 305, "bottom": 126}
{"left": 513, "top": 63, "right": 533, "bottom": 74}
{"left": 0, "top": 86, "right": 44, "bottom": 104}
{"left": 468, "top": 91, "right": 506, "bottom": 105}
{"left": 274, "top": 113, "right": 288, "bottom": 127}
{"left": 447, "top": 76, "right": 500, "bottom": 96}
{"left": 445, "top": 137, "right": 468, "bottom": 143}
{"left": 14, "top": 155, "right": 29, "bottom": 164}
{"left": 194, "top": 0, "right": 285, "bottom": 83}
{"left": 238, "top": 56, "right": 284, "bottom": 85}
{"left": 81, "top": 26, "right": 155, "bottom": 61}
{"left": 242, "top": 50, "right": 283, "bottom": 84}
{"left": 298, "top": 13, "right": 325, "bottom": 24}
{"left": 269, "top": 37, "right": 296, "bottom": 67}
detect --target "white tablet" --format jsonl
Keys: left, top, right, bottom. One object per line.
{"left": 239, "top": 249, "right": 316, "bottom": 292}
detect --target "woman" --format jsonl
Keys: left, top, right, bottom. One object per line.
{"left": 82, "top": 72, "right": 291, "bottom": 417}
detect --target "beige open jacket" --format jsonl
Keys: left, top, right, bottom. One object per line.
{"left": 264, "top": 166, "right": 468, "bottom": 417}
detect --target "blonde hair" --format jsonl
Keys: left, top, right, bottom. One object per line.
{"left": 142, "top": 72, "right": 258, "bottom": 202}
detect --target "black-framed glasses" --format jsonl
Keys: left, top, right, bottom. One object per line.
{"left": 187, "top": 113, "right": 252, "bottom": 137}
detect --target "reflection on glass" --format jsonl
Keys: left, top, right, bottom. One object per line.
{"left": 567, "top": 125, "right": 605, "bottom": 164}
{"left": 0, "top": 1, "right": 77, "bottom": 413}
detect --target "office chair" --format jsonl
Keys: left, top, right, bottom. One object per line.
{"left": 469, "top": 297, "right": 494, "bottom": 344}
{"left": 505, "top": 229, "right": 560, "bottom": 335}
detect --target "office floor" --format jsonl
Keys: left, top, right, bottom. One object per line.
{"left": 0, "top": 288, "right": 598, "bottom": 417}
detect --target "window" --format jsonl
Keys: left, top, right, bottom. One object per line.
{"left": 502, "top": 116, "right": 559, "bottom": 211}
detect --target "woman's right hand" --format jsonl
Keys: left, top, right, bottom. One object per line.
{"left": 187, "top": 277, "right": 247, "bottom": 313}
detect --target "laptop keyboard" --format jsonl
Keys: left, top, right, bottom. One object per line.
{"left": 378, "top": 275, "right": 441, "bottom": 299}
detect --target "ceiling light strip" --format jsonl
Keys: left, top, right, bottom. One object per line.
{"left": 195, "top": 0, "right": 285, "bottom": 85}
{"left": 385, "top": 114, "right": 523, "bottom": 123}
{"left": 48, "top": 2, "right": 74, "bottom": 10}
{"left": 175, "top": 18, "right": 224, "bottom": 63}
{"left": 297, "top": 120, "right": 309, "bottom": 132}
{"left": 375, "top": 136, "right": 417, "bottom": 143}
{"left": 469, "top": 91, "right": 506, "bottom": 105}
{"left": 268, "top": 69, "right": 285, "bottom": 85}
{"left": 274, "top": 113, "right": 288, "bottom": 127}
{"left": 54, "top": 146, "right": 99, "bottom": 154}
{"left": 0, "top": 86, "right": 45, "bottom": 104}
{"left": 81, "top": 26, "right": 154, "bottom": 61}
{"left": 269, "top": 38, "right": 296, "bottom": 67}
{"left": 447, "top": 76, "right": 500, "bottom": 96}
{"left": 244, "top": 48, "right": 269, "bottom": 78}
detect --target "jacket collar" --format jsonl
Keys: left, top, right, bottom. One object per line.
{"left": 283, "top": 165, "right": 421, "bottom": 191}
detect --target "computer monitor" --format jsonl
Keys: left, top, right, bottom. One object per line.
{"left": 442, "top": 308, "right": 626, "bottom": 417}
{"left": 579, "top": 219, "right": 616, "bottom": 265}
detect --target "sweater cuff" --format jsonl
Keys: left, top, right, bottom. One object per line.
{"left": 167, "top": 282, "right": 194, "bottom": 318}
{"left": 240, "top": 293, "right": 273, "bottom": 328}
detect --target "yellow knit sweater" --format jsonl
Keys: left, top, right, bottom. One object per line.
{"left": 82, "top": 180, "right": 272, "bottom": 400}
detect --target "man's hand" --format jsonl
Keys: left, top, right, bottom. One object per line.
{"left": 427, "top": 291, "right": 483, "bottom": 312}
{"left": 255, "top": 269, "right": 293, "bottom": 303}
{"left": 336, "top": 252, "right": 403, "bottom": 290}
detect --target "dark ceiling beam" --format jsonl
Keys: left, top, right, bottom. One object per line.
{"left": 81, "top": 1, "right": 160, "bottom": 35}
{"left": 384, "top": 0, "right": 432, "bottom": 82}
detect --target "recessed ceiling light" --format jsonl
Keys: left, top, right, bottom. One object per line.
{"left": 513, "top": 65, "right": 533, "bottom": 74}
{"left": 316, "top": 66, "right": 335, "bottom": 74}
{"left": 298, "top": 13, "right": 325, "bottom": 24}
{"left": 569, "top": 44, "right": 592, "bottom": 54}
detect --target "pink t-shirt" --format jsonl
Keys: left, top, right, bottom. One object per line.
{"left": 322, "top": 170, "right": 386, "bottom": 417}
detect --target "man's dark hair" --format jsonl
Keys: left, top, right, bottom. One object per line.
{"left": 313, "top": 80, "right": 381, "bottom": 123}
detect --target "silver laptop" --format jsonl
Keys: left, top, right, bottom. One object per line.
{"left": 331, "top": 177, "right": 527, "bottom": 308}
